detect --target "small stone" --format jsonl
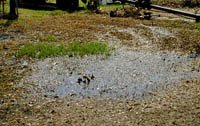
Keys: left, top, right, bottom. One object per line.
{"left": 70, "top": 93, "right": 77, "bottom": 96}
{"left": 50, "top": 90, "right": 55, "bottom": 92}
{"left": 189, "top": 53, "right": 197, "bottom": 58}
{"left": 52, "top": 62, "right": 58, "bottom": 65}
{"left": 10, "top": 99, "right": 16, "bottom": 103}
{"left": 54, "top": 96, "right": 59, "bottom": 98}
{"left": 163, "top": 58, "right": 166, "bottom": 61}
{"left": 22, "top": 61, "right": 28, "bottom": 68}
{"left": 50, "top": 110, "right": 56, "bottom": 114}
{"left": 127, "top": 105, "right": 134, "bottom": 111}
{"left": 6, "top": 60, "right": 15, "bottom": 65}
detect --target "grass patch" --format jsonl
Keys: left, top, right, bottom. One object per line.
{"left": 100, "top": 4, "right": 129, "bottom": 11}
{"left": 67, "top": 41, "right": 110, "bottom": 57}
{"left": 33, "top": 34, "right": 58, "bottom": 42}
{"left": 19, "top": 9, "right": 67, "bottom": 18}
{"left": 17, "top": 42, "right": 66, "bottom": 58}
{"left": 196, "top": 22, "right": 200, "bottom": 30}
{"left": 17, "top": 41, "right": 110, "bottom": 58}
{"left": 41, "top": 34, "right": 57, "bottom": 42}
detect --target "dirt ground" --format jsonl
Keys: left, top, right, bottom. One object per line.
{"left": 0, "top": 6, "right": 200, "bottom": 126}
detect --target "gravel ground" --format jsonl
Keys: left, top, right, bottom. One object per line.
{"left": 20, "top": 26, "right": 200, "bottom": 100}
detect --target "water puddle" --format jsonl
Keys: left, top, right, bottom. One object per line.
{"left": 21, "top": 50, "right": 200, "bottom": 100}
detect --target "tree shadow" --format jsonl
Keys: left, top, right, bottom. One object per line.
{"left": 3, "top": 19, "right": 17, "bottom": 27}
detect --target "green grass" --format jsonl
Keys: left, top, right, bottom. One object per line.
{"left": 67, "top": 41, "right": 110, "bottom": 57}
{"left": 196, "top": 22, "right": 200, "bottom": 30}
{"left": 19, "top": 9, "right": 67, "bottom": 18}
{"left": 34, "top": 34, "right": 58, "bottom": 42}
{"left": 17, "top": 41, "right": 110, "bottom": 58}
{"left": 42, "top": 34, "right": 57, "bottom": 42}
{"left": 100, "top": 4, "right": 129, "bottom": 11}
{"left": 17, "top": 42, "right": 66, "bottom": 58}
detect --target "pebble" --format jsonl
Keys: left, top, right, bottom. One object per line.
{"left": 22, "top": 61, "right": 29, "bottom": 68}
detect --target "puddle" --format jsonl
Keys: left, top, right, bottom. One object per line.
{"left": 21, "top": 49, "right": 200, "bottom": 100}
{"left": 19, "top": 26, "right": 199, "bottom": 100}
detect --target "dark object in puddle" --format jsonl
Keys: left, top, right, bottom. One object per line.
{"left": 77, "top": 74, "right": 95, "bottom": 86}
{"left": 82, "top": 80, "right": 87, "bottom": 84}
{"left": 83, "top": 75, "right": 90, "bottom": 84}
{"left": 77, "top": 78, "right": 82, "bottom": 84}
{"left": 91, "top": 74, "right": 95, "bottom": 80}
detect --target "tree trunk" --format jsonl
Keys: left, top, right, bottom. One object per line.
{"left": 10, "top": 0, "right": 18, "bottom": 19}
